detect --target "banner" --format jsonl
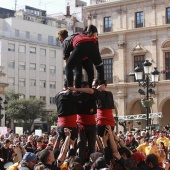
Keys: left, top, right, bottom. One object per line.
{"left": 15, "top": 127, "right": 23, "bottom": 135}
{"left": 35, "top": 129, "right": 42, "bottom": 136}
{"left": 0, "top": 127, "right": 7, "bottom": 135}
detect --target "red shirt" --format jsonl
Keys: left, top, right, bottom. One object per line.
{"left": 72, "top": 34, "right": 98, "bottom": 47}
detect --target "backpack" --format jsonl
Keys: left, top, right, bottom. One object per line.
{"left": 6, "top": 162, "right": 20, "bottom": 170}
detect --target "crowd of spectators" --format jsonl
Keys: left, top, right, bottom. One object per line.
{"left": 0, "top": 125, "right": 170, "bottom": 170}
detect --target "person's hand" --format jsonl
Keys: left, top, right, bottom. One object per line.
{"left": 113, "top": 152, "right": 121, "bottom": 160}
{"left": 163, "top": 161, "right": 170, "bottom": 170}
{"left": 65, "top": 57, "right": 68, "bottom": 63}
{"left": 0, "top": 158, "right": 4, "bottom": 162}
{"left": 112, "top": 131, "right": 120, "bottom": 142}
{"left": 119, "top": 139, "right": 125, "bottom": 146}
{"left": 64, "top": 128, "right": 71, "bottom": 137}
{"left": 100, "top": 130, "right": 109, "bottom": 147}
{"left": 9, "top": 144, "right": 13, "bottom": 149}
{"left": 105, "top": 125, "right": 112, "bottom": 136}
{"left": 69, "top": 138, "right": 77, "bottom": 149}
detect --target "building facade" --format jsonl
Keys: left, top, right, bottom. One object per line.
{"left": 0, "top": 7, "right": 66, "bottom": 127}
{"left": 0, "top": 66, "right": 8, "bottom": 127}
{"left": 84, "top": 0, "right": 170, "bottom": 129}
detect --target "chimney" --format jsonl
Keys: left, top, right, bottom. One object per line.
{"left": 66, "top": 6, "right": 70, "bottom": 16}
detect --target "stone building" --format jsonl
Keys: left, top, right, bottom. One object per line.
{"left": 83, "top": 0, "right": 170, "bottom": 130}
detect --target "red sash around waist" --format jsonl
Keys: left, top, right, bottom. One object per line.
{"left": 77, "top": 114, "right": 96, "bottom": 125}
{"left": 97, "top": 109, "right": 115, "bottom": 126}
{"left": 58, "top": 115, "right": 77, "bottom": 127}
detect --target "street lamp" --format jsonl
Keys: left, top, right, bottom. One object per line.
{"left": 0, "top": 97, "right": 8, "bottom": 126}
{"left": 134, "top": 60, "right": 160, "bottom": 129}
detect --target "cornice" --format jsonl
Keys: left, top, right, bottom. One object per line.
{"left": 84, "top": 0, "right": 151, "bottom": 12}
{"left": 107, "top": 80, "right": 170, "bottom": 89}
{"left": 0, "top": 83, "right": 9, "bottom": 87}
{"left": 98, "top": 24, "right": 170, "bottom": 38}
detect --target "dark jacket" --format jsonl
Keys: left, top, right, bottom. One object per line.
{"left": 151, "top": 167, "right": 164, "bottom": 170}
{"left": 77, "top": 96, "right": 97, "bottom": 115}
{"left": 125, "top": 138, "right": 138, "bottom": 151}
{"left": 62, "top": 33, "right": 80, "bottom": 60}
{"left": 55, "top": 91, "right": 91, "bottom": 117}
{"left": 62, "top": 33, "right": 99, "bottom": 60}
{"left": 93, "top": 89, "right": 114, "bottom": 109}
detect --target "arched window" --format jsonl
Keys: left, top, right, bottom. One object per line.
{"left": 161, "top": 40, "right": 170, "bottom": 80}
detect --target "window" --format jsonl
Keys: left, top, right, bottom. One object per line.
{"left": 30, "top": 47, "right": 36, "bottom": 54}
{"left": 30, "top": 79, "right": 36, "bottom": 86}
{"left": 8, "top": 43, "right": 15, "bottom": 52}
{"left": 135, "top": 12, "right": 143, "bottom": 28}
{"left": 15, "top": 29, "right": 19, "bottom": 37}
{"left": 19, "top": 78, "right": 25, "bottom": 86}
{"left": 50, "top": 82, "right": 56, "bottom": 89}
{"left": 8, "top": 61, "right": 15, "bottom": 69}
{"left": 50, "top": 97, "right": 55, "bottom": 104}
{"left": 38, "top": 34, "right": 42, "bottom": 41}
{"left": 56, "top": 38, "right": 60, "bottom": 47}
{"left": 48, "top": 36, "right": 53, "bottom": 45}
{"left": 40, "top": 96, "right": 46, "bottom": 101}
{"left": 50, "top": 66, "right": 56, "bottom": 74}
{"left": 30, "top": 63, "right": 36, "bottom": 70}
{"left": 103, "top": 58, "right": 113, "bottom": 84}
{"left": 134, "top": 55, "right": 145, "bottom": 81}
{"left": 50, "top": 50, "right": 56, "bottom": 58}
{"left": 19, "top": 45, "right": 26, "bottom": 53}
{"left": 40, "top": 48, "right": 46, "bottom": 56}
{"left": 26, "top": 31, "right": 30, "bottom": 38}
{"left": 104, "top": 17, "right": 111, "bottom": 32}
{"left": 19, "top": 62, "right": 25, "bottom": 70}
{"left": 8, "top": 77, "right": 14, "bottom": 85}
{"left": 30, "top": 96, "right": 36, "bottom": 99}
{"left": 165, "top": 52, "right": 170, "bottom": 79}
{"left": 166, "top": 8, "right": 170, "bottom": 24}
{"left": 40, "top": 64, "right": 46, "bottom": 72}
{"left": 40, "top": 80, "right": 46, "bottom": 88}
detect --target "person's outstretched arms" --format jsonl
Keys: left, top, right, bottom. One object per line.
{"left": 57, "top": 128, "right": 71, "bottom": 165}
{"left": 106, "top": 125, "right": 121, "bottom": 160}
{"left": 69, "top": 87, "right": 94, "bottom": 94}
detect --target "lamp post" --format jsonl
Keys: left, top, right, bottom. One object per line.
{"left": 0, "top": 97, "right": 8, "bottom": 127}
{"left": 134, "top": 60, "right": 160, "bottom": 129}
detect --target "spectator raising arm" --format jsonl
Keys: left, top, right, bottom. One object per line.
{"left": 57, "top": 128, "right": 71, "bottom": 165}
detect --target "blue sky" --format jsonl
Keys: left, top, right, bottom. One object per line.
{"left": 0, "top": 0, "right": 90, "bottom": 15}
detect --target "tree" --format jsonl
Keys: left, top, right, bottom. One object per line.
{"left": 5, "top": 90, "right": 20, "bottom": 101}
{"left": 40, "top": 110, "right": 58, "bottom": 132}
{"left": 6, "top": 98, "right": 46, "bottom": 131}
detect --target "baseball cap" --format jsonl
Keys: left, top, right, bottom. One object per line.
{"left": 22, "top": 152, "right": 37, "bottom": 162}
